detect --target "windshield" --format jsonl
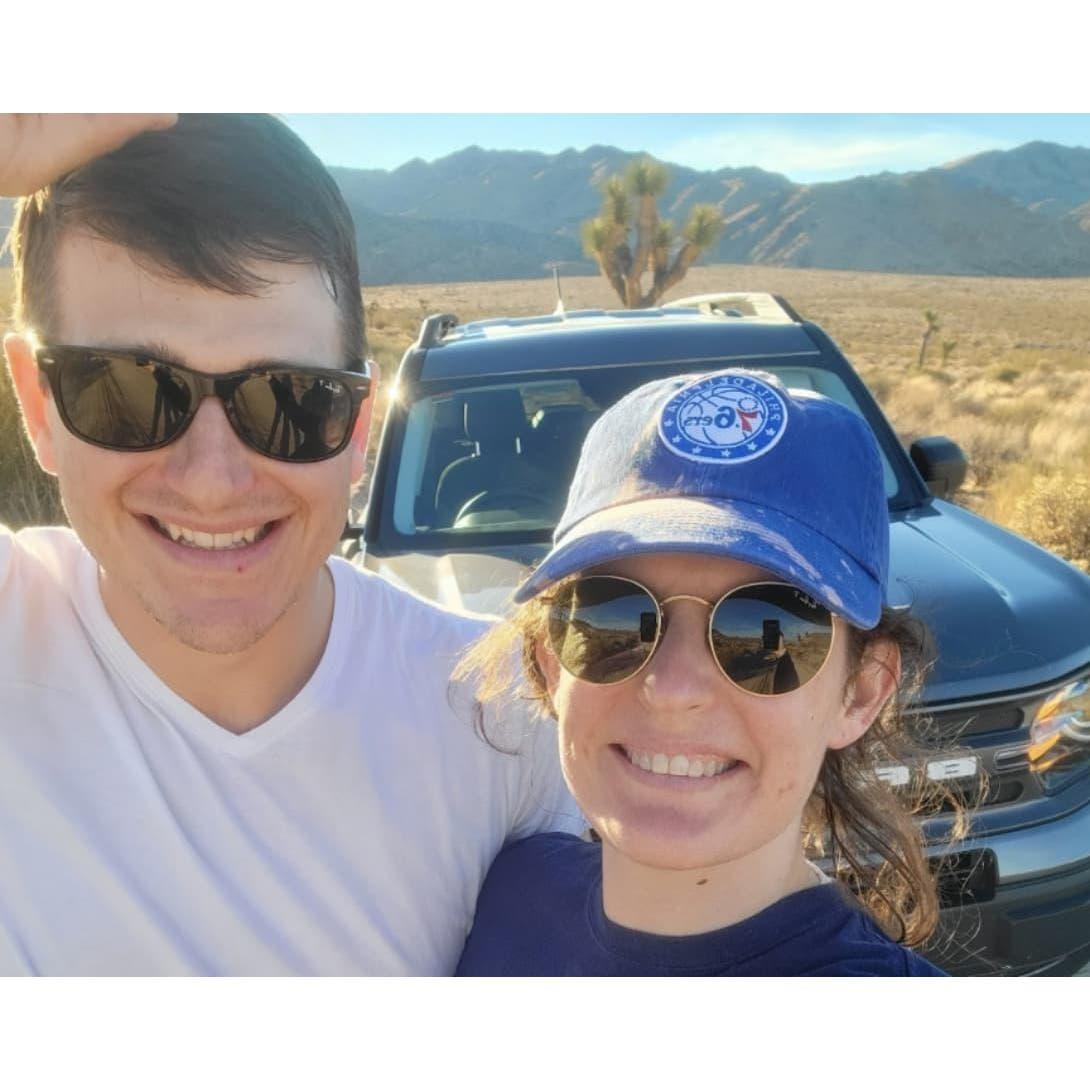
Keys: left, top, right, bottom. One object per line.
{"left": 383, "top": 362, "right": 901, "bottom": 543}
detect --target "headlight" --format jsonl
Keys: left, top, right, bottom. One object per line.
{"left": 1026, "top": 678, "right": 1090, "bottom": 793}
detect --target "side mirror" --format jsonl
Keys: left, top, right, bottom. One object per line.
{"left": 339, "top": 519, "right": 364, "bottom": 560}
{"left": 909, "top": 436, "right": 968, "bottom": 499}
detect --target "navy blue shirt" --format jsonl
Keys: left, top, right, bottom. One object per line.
{"left": 457, "top": 833, "right": 946, "bottom": 976}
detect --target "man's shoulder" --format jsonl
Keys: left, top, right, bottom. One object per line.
{"left": 0, "top": 526, "right": 93, "bottom": 696}
{"left": 0, "top": 525, "right": 86, "bottom": 596}
{"left": 330, "top": 557, "right": 494, "bottom": 650}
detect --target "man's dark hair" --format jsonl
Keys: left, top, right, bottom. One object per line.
{"left": 8, "top": 113, "right": 365, "bottom": 365}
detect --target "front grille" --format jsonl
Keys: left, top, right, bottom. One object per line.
{"left": 927, "top": 702, "right": 1024, "bottom": 737}
{"left": 903, "top": 688, "right": 1054, "bottom": 814}
{"left": 935, "top": 849, "right": 998, "bottom": 907}
{"left": 935, "top": 775, "right": 1024, "bottom": 812}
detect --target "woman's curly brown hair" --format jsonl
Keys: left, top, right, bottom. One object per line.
{"left": 453, "top": 575, "right": 973, "bottom": 949}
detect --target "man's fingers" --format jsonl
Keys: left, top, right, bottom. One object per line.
{"left": 0, "top": 113, "right": 178, "bottom": 197}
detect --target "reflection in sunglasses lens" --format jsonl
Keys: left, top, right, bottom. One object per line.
{"left": 57, "top": 351, "right": 356, "bottom": 460}
{"left": 232, "top": 373, "right": 353, "bottom": 460}
{"left": 710, "top": 585, "right": 833, "bottom": 694}
{"left": 62, "top": 354, "right": 193, "bottom": 448}
{"left": 549, "top": 577, "right": 658, "bottom": 684}
{"left": 547, "top": 577, "right": 833, "bottom": 694}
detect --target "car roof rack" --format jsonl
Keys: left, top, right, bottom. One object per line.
{"left": 664, "top": 292, "right": 800, "bottom": 324}
{"left": 417, "top": 313, "right": 459, "bottom": 348}
{"left": 414, "top": 294, "right": 801, "bottom": 349}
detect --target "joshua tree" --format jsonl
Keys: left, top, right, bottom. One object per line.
{"left": 940, "top": 339, "right": 958, "bottom": 366}
{"left": 582, "top": 158, "right": 725, "bottom": 309}
{"left": 917, "top": 310, "right": 941, "bottom": 369}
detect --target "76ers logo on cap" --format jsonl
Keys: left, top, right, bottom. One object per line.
{"left": 659, "top": 371, "right": 788, "bottom": 464}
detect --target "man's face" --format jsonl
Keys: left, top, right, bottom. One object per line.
{"left": 13, "top": 231, "right": 369, "bottom": 654}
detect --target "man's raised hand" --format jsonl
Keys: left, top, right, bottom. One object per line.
{"left": 0, "top": 114, "right": 177, "bottom": 196}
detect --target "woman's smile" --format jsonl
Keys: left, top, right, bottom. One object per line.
{"left": 616, "top": 745, "right": 740, "bottom": 779}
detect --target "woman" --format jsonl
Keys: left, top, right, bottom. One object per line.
{"left": 455, "top": 368, "right": 960, "bottom": 976}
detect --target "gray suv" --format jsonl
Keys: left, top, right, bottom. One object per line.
{"left": 352, "top": 293, "right": 1090, "bottom": 975}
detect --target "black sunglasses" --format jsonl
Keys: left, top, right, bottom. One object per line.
{"left": 546, "top": 575, "right": 837, "bottom": 696}
{"left": 35, "top": 345, "right": 372, "bottom": 463}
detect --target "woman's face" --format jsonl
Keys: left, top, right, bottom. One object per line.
{"left": 537, "top": 552, "right": 896, "bottom": 872}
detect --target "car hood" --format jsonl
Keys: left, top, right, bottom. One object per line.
{"left": 362, "top": 499, "right": 1090, "bottom": 703}
{"left": 361, "top": 544, "right": 545, "bottom": 618}
{"left": 888, "top": 501, "right": 1090, "bottom": 701}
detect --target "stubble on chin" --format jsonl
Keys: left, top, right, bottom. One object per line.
{"left": 139, "top": 586, "right": 302, "bottom": 655}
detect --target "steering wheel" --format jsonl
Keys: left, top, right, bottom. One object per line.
{"left": 454, "top": 489, "right": 554, "bottom": 523}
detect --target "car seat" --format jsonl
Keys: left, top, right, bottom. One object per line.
{"left": 433, "top": 390, "right": 554, "bottom": 526}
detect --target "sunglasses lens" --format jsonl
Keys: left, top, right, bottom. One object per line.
{"left": 231, "top": 372, "right": 355, "bottom": 460}
{"left": 548, "top": 577, "right": 659, "bottom": 684}
{"left": 57, "top": 353, "right": 193, "bottom": 449}
{"left": 710, "top": 585, "right": 834, "bottom": 694}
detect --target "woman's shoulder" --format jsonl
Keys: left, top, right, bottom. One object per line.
{"left": 787, "top": 885, "right": 947, "bottom": 977}
{"left": 457, "top": 833, "right": 600, "bottom": 976}
{"left": 485, "top": 832, "right": 599, "bottom": 894}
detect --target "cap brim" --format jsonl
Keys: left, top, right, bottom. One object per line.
{"left": 514, "top": 496, "right": 883, "bottom": 629}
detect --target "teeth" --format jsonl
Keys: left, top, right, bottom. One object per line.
{"left": 625, "top": 749, "right": 734, "bottom": 778}
{"left": 157, "top": 520, "right": 267, "bottom": 550}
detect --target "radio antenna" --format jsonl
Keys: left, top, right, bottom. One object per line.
{"left": 547, "top": 263, "right": 565, "bottom": 316}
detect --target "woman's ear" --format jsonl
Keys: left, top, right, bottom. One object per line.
{"left": 829, "top": 636, "right": 901, "bottom": 751}
{"left": 534, "top": 636, "right": 561, "bottom": 698}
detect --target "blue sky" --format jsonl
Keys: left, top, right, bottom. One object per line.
{"left": 282, "top": 115, "right": 1090, "bottom": 184}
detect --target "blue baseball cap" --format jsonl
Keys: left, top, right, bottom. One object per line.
{"left": 513, "top": 368, "right": 889, "bottom": 629}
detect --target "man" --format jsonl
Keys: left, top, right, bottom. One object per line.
{"left": 0, "top": 114, "right": 581, "bottom": 974}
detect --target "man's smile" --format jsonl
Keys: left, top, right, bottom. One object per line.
{"left": 148, "top": 516, "right": 275, "bottom": 550}
{"left": 137, "top": 511, "right": 289, "bottom": 573}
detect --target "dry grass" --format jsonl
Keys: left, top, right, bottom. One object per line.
{"left": 5, "top": 262, "right": 1090, "bottom": 569}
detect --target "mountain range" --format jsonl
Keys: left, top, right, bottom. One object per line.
{"left": 5, "top": 140, "right": 1090, "bottom": 284}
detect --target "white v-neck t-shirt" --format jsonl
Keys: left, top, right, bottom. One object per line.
{"left": 0, "top": 526, "right": 582, "bottom": 976}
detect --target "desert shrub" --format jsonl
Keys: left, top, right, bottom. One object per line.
{"left": 882, "top": 374, "right": 949, "bottom": 433}
{"left": 862, "top": 369, "right": 893, "bottom": 404}
{"left": 985, "top": 388, "right": 1051, "bottom": 425}
{"left": 920, "top": 368, "right": 956, "bottom": 386}
{"left": 1007, "top": 472, "right": 1090, "bottom": 571}
{"left": 953, "top": 418, "right": 1025, "bottom": 489}
{"left": 950, "top": 391, "right": 990, "bottom": 417}
{"left": 1027, "top": 415, "right": 1090, "bottom": 468}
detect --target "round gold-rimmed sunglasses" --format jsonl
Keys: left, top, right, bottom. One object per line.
{"left": 546, "top": 575, "right": 838, "bottom": 697}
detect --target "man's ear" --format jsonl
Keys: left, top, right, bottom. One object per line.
{"left": 829, "top": 635, "right": 900, "bottom": 751}
{"left": 4, "top": 332, "right": 58, "bottom": 475}
{"left": 349, "top": 359, "right": 380, "bottom": 485}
